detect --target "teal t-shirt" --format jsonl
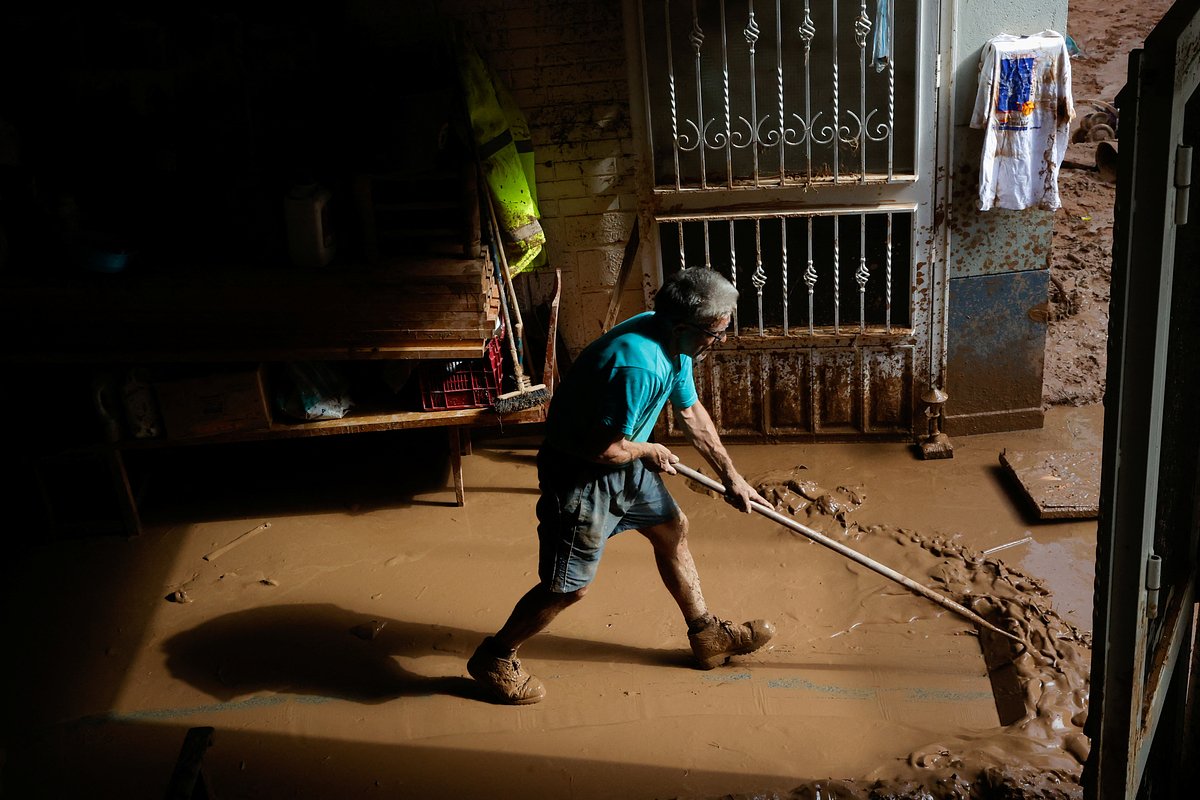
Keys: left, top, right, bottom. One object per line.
{"left": 544, "top": 312, "right": 697, "bottom": 457}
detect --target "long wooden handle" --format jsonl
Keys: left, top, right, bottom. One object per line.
{"left": 482, "top": 189, "right": 530, "bottom": 388}
{"left": 671, "top": 463, "right": 1024, "bottom": 644}
{"left": 203, "top": 522, "right": 271, "bottom": 562}
{"left": 603, "top": 216, "right": 640, "bottom": 332}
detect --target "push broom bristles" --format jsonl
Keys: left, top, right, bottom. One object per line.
{"left": 482, "top": 188, "right": 551, "bottom": 417}
{"left": 493, "top": 382, "right": 550, "bottom": 415}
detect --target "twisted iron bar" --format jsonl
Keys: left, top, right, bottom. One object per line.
{"left": 752, "top": 218, "right": 766, "bottom": 335}
{"left": 775, "top": 0, "right": 786, "bottom": 178}
{"left": 746, "top": 1, "right": 760, "bottom": 185}
{"left": 856, "top": 212, "right": 870, "bottom": 330}
{"left": 857, "top": 0, "right": 871, "bottom": 182}
{"left": 720, "top": 0, "right": 732, "bottom": 187}
{"left": 800, "top": 1, "right": 815, "bottom": 180}
{"left": 780, "top": 216, "right": 789, "bottom": 335}
{"left": 804, "top": 216, "right": 817, "bottom": 336}
{"left": 691, "top": 1, "right": 706, "bottom": 187}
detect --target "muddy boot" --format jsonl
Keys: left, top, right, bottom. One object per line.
{"left": 688, "top": 615, "right": 776, "bottom": 670}
{"left": 467, "top": 637, "right": 546, "bottom": 705}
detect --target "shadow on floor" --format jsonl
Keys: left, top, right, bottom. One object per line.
{"left": 131, "top": 427, "right": 542, "bottom": 525}
{"left": 4, "top": 716, "right": 810, "bottom": 800}
{"left": 162, "top": 603, "right": 690, "bottom": 705}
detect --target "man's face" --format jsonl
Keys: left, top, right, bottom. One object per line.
{"left": 681, "top": 314, "right": 731, "bottom": 361}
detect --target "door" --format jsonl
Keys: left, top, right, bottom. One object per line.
{"left": 1086, "top": 1, "right": 1200, "bottom": 797}
{"left": 625, "top": 0, "right": 945, "bottom": 440}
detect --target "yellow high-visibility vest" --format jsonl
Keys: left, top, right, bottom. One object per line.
{"left": 455, "top": 34, "right": 545, "bottom": 275}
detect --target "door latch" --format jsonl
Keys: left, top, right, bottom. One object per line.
{"left": 1176, "top": 145, "right": 1193, "bottom": 226}
{"left": 1146, "top": 553, "right": 1162, "bottom": 619}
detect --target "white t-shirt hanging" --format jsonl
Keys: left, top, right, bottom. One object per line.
{"left": 971, "top": 30, "right": 1075, "bottom": 211}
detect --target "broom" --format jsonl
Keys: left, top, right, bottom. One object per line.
{"left": 483, "top": 188, "right": 550, "bottom": 415}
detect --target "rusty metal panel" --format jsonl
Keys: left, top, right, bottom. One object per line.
{"left": 764, "top": 348, "right": 814, "bottom": 436}
{"left": 862, "top": 346, "right": 915, "bottom": 433}
{"left": 707, "top": 350, "right": 764, "bottom": 437}
{"left": 661, "top": 336, "right": 916, "bottom": 441}
{"left": 812, "top": 348, "right": 859, "bottom": 433}
{"left": 945, "top": 270, "right": 1048, "bottom": 435}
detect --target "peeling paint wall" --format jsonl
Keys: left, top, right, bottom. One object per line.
{"left": 945, "top": 0, "right": 1069, "bottom": 433}
{"left": 437, "top": 0, "right": 642, "bottom": 355}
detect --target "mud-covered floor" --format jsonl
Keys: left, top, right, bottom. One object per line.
{"left": 1, "top": 405, "right": 1101, "bottom": 799}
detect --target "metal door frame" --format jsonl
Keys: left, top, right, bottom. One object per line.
{"left": 1087, "top": 1, "right": 1200, "bottom": 796}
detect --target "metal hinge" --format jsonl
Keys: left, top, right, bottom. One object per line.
{"left": 1146, "top": 553, "right": 1162, "bottom": 619}
{"left": 1176, "top": 145, "right": 1193, "bottom": 226}
{"left": 935, "top": 55, "right": 942, "bottom": 89}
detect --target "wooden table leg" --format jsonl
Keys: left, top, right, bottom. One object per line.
{"left": 448, "top": 427, "right": 466, "bottom": 506}
{"left": 107, "top": 447, "right": 143, "bottom": 536}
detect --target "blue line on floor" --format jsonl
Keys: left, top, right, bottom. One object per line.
{"left": 766, "top": 677, "right": 876, "bottom": 698}
{"left": 79, "top": 694, "right": 336, "bottom": 725}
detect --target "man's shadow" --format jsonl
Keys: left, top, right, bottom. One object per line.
{"left": 162, "top": 603, "right": 688, "bottom": 705}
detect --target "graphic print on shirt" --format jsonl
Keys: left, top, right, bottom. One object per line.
{"left": 997, "top": 57, "right": 1037, "bottom": 129}
{"left": 970, "top": 31, "right": 1074, "bottom": 211}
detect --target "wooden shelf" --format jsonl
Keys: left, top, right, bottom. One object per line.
{"left": 119, "top": 403, "right": 546, "bottom": 448}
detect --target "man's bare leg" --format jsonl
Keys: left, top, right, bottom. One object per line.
{"left": 468, "top": 583, "right": 586, "bottom": 704}
{"left": 493, "top": 583, "right": 587, "bottom": 652}
{"left": 640, "top": 513, "right": 776, "bottom": 669}
{"left": 640, "top": 515, "right": 708, "bottom": 623}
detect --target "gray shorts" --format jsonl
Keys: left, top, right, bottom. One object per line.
{"left": 536, "top": 446, "right": 681, "bottom": 592}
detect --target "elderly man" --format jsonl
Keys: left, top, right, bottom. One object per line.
{"left": 468, "top": 267, "right": 775, "bottom": 704}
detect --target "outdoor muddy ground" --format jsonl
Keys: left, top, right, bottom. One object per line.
{"left": 1043, "top": 0, "right": 1174, "bottom": 406}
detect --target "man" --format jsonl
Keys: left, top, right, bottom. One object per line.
{"left": 468, "top": 267, "right": 775, "bottom": 704}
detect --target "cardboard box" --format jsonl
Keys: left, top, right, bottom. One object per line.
{"left": 155, "top": 365, "right": 271, "bottom": 440}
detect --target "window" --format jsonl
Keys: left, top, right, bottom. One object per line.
{"left": 639, "top": 0, "right": 914, "bottom": 190}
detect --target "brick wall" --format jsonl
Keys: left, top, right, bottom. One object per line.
{"left": 440, "top": 0, "right": 645, "bottom": 354}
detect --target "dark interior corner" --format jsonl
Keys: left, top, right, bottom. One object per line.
{"left": 0, "top": 1, "right": 466, "bottom": 274}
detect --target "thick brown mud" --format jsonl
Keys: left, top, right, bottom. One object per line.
{"left": 679, "top": 465, "right": 1091, "bottom": 799}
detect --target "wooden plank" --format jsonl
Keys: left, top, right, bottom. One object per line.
{"left": 15, "top": 341, "right": 484, "bottom": 363}
{"left": 118, "top": 404, "right": 546, "bottom": 447}
{"left": 603, "top": 216, "right": 640, "bottom": 332}
{"left": 999, "top": 449, "right": 1101, "bottom": 519}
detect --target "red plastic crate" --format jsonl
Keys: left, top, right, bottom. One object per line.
{"left": 417, "top": 333, "right": 504, "bottom": 411}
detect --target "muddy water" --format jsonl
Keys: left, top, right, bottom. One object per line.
{"left": 693, "top": 465, "right": 1091, "bottom": 799}
{"left": 5, "top": 416, "right": 1103, "bottom": 799}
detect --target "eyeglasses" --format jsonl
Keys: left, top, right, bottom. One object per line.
{"left": 686, "top": 322, "right": 728, "bottom": 343}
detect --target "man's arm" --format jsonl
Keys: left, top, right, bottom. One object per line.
{"left": 674, "top": 401, "right": 769, "bottom": 512}
{"left": 573, "top": 423, "right": 679, "bottom": 473}
{"left": 593, "top": 434, "right": 679, "bottom": 473}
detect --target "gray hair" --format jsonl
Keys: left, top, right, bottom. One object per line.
{"left": 653, "top": 267, "right": 739, "bottom": 325}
